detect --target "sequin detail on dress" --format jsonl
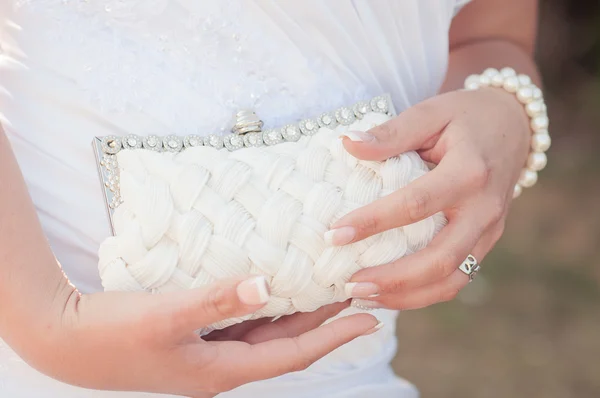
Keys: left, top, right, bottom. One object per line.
{"left": 13, "top": 1, "right": 369, "bottom": 135}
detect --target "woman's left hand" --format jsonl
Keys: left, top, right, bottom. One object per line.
{"left": 331, "top": 87, "right": 531, "bottom": 310}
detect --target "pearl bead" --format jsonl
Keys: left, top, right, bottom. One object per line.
{"left": 478, "top": 75, "right": 491, "bottom": 86}
{"left": 465, "top": 82, "right": 480, "bottom": 91}
{"left": 484, "top": 68, "right": 500, "bottom": 78}
{"left": 519, "top": 169, "right": 538, "bottom": 188}
{"left": 465, "top": 74, "right": 480, "bottom": 88}
{"left": 527, "top": 152, "right": 548, "bottom": 171}
{"left": 517, "top": 86, "right": 535, "bottom": 104}
{"left": 525, "top": 100, "right": 545, "bottom": 117}
{"left": 532, "top": 86, "right": 543, "bottom": 100}
{"left": 518, "top": 74, "right": 532, "bottom": 86}
{"left": 491, "top": 74, "right": 505, "bottom": 87}
{"left": 501, "top": 67, "right": 517, "bottom": 77}
{"left": 513, "top": 184, "right": 523, "bottom": 199}
{"left": 531, "top": 132, "right": 551, "bottom": 152}
{"left": 503, "top": 76, "right": 520, "bottom": 93}
{"left": 531, "top": 115, "right": 549, "bottom": 132}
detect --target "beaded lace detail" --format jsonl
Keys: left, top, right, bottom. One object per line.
{"left": 13, "top": 1, "right": 369, "bottom": 135}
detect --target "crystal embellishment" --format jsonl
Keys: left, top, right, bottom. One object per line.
{"left": 100, "top": 153, "right": 123, "bottom": 209}
{"left": 224, "top": 134, "right": 245, "bottom": 151}
{"left": 96, "top": 94, "right": 392, "bottom": 156}
{"left": 163, "top": 135, "right": 183, "bottom": 152}
{"left": 143, "top": 135, "right": 163, "bottom": 151}
{"left": 123, "top": 137, "right": 136, "bottom": 149}
{"left": 262, "top": 129, "right": 283, "bottom": 146}
{"left": 122, "top": 134, "right": 143, "bottom": 150}
{"left": 184, "top": 135, "right": 204, "bottom": 148}
{"left": 318, "top": 112, "right": 338, "bottom": 129}
{"left": 205, "top": 134, "right": 224, "bottom": 149}
{"left": 299, "top": 119, "right": 319, "bottom": 136}
{"left": 230, "top": 134, "right": 244, "bottom": 149}
{"left": 243, "top": 132, "right": 263, "bottom": 147}
{"left": 353, "top": 101, "right": 370, "bottom": 119}
{"left": 370, "top": 96, "right": 389, "bottom": 114}
{"left": 335, "top": 107, "right": 356, "bottom": 126}
{"left": 281, "top": 125, "right": 301, "bottom": 142}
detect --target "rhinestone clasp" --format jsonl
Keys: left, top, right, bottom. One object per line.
{"left": 231, "top": 109, "right": 263, "bottom": 135}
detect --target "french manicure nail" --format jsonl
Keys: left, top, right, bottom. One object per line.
{"left": 324, "top": 226, "right": 356, "bottom": 246}
{"left": 339, "top": 131, "right": 375, "bottom": 143}
{"left": 344, "top": 282, "right": 380, "bottom": 298}
{"left": 351, "top": 299, "right": 384, "bottom": 311}
{"left": 362, "top": 321, "right": 385, "bottom": 336}
{"left": 237, "top": 276, "right": 271, "bottom": 305}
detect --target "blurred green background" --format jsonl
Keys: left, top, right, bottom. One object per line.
{"left": 392, "top": 1, "right": 600, "bottom": 397}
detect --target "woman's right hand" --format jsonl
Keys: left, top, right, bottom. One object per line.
{"left": 28, "top": 276, "right": 378, "bottom": 397}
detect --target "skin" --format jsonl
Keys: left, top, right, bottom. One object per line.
{"left": 0, "top": 61, "right": 378, "bottom": 398}
{"left": 336, "top": 0, "right": 540, "bottom": 309}
{"left": 0, "top": 0, "right": 539, "bottom": 395}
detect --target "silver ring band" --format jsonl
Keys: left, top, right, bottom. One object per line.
{"left": 458, "top": 254, "right": 480, "bottom": 282}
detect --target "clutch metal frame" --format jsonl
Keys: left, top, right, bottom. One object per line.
{"left": 93, "top": 94, "right": 396, "bottom": 236}
{"left": 93, "top": 137, "right": 117, "bottom": 235}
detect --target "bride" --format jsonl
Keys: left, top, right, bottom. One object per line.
{"left": 0, "top": 1, "right": 544, "bottom": 397}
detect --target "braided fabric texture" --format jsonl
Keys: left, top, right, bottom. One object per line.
{"left": 98, "top": 112, "right": 446, "bottom": 331}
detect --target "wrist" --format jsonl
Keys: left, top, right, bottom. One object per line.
{"left": 480, "top": 85, "right": 532, "bottom": 136}
{"left": 464, "top": 67, "right": 551, "bottom": 198}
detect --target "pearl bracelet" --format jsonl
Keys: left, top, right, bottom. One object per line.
{"left": 463, "top": 67, "right": 551, "bottom": 198}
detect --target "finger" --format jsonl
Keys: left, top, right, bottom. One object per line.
{"left": 328, "top": 148, "right": 478, "bottom": 244}
{"left": 202, "top": 318, "right": 273, "bottom": 342}
{"left": 241, "top": 301, "right": 350, "bottom": 344}
{"left": 352, "top": 225, "right": 503, "bottom": 311}
{"left": 350, "top": 204, "right": 488, "bottom": 292}
{"left": 205, "top": 302, "right": 350, "bottom": 343}
{"left": 356, "top": 266, "right": 471, "bottom": 310}
{"left": 340, "top": 96, "right": 452, "bottom": 161}
{"left": 217, "top": 313, "right": 380, "bottom": 387}
{"left": 152, "top": 276, "right": 271, "bottom": 338}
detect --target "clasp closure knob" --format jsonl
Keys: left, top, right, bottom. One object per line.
{"left": 231, "top": 109, "right": 263, "bottom": 135}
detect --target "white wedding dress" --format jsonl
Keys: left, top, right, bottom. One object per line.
{"left": 0, "top": 1, "right": 469, "bottom": 397}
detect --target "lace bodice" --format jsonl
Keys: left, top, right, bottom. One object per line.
{"left": 0, "top": 1, "right": 469, "bottom": 397}
{"left": 11, "top": 1, "right": 375, "bottom": 134}
{"left": 6, "top": 0, "right": 463, "bottom": 134}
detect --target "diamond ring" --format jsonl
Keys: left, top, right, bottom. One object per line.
{"left": 458, "top": 254, "right": 480, "bottom": 282}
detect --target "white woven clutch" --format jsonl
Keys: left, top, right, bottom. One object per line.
{"left": 94, "top": 95, "right": 446, "bottom": 332}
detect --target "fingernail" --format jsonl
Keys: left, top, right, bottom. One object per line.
{"left": 324, "top": 226, "right": 356, "bottom": 246}
{"left": 351, "top": 299, "right": 384, "bottom": 311}
{"left": 344, "top": 282, "right": 380, "bottom": 298}
{"left": 339, "top": 131, "right": 375, "bottom": 143}
{"left": 362, "top": 321, "right": 385, "bottom": 336}
{"left": 237, "top": 276, "right": 271, "bottom": 305}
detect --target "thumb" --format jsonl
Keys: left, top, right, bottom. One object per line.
{"left": 154, "top": 276, "right": 271, "bottom": 336}
{"left": 340, "top": 98, "right": 451, "bottom": 161}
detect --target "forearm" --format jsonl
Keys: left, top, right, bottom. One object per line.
{"left": 441, "top": 39, "right": 541, "bottom": 93}
{"left": 0, "top": 126, "right": 74, "bottom": 357}
{"left": 441, "top": 0, "right": 540, "bottom": 93}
